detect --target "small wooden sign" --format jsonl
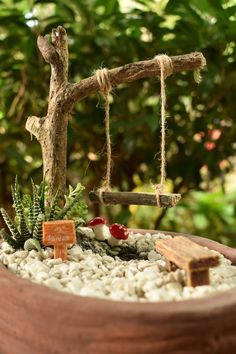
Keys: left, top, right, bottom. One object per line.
{"left": 43, "top": 220, "right": 76, "bottom": 261}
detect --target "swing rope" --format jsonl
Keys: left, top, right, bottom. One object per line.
{"left": 153, "top": 54, "right": 173, "bottom": 206}
{"left": 96, "top": 55, "right": 173, "bottom": 207}
{"left": 96, "top": 68, "right": 112, "bottom": 204}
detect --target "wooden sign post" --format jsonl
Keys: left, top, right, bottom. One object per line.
{"left": 43, "top": 220, "right": 76, "bottom": 261}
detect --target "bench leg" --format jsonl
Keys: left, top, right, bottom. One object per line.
{"left": 166, "top": 260, "right": 178, "bottom": 272}
{"left": 187, "top": 268, "right": 209, "bottom": 287}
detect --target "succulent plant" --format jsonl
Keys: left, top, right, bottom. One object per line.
{"left": 0, "top": 177, "right": 88, "bottom": 251}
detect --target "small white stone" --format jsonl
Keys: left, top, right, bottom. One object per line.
{"left": 68, "top": 246, "right": 84, "bottom": 258}
{"left": 44, "top": 277, "right": 63, "bottom": 291}
{"left": 77, "top": 226, "right": 95, "bottom": 239}
{"left": 102, "top": 255, "right": 114, "bottom": 263}
{"left": 165, "top": 282, "right": 183, "bottom": 293}
{"left": 145, "top": 289, "right": 166, "bottom": 302}
{"left": 14, "top": 250, "right": 28, "bottom": 259}
{"left": 20, "top": 271, "right": 30, "bottom": 279}
{"left": 67, "top": 278, "right": 83, "bottom": 293}
{"left": 52, "top": 263, "right": 69, "bottom": 276}
{"left": 29, "top": 250, "right": 41, "bottom": 259}
{"left": 142, "top": 266, "right": 158, "bottom": 280}
{"left": 35, "top": 271, "right": 49, "bottom": 281}
{"left": 60, "top": 277, "right": 74, "bottom": 286}
{"left": 15, "top": 258, "right": 25, "bottom": 266}
{"left": 1, "top": 242, "right": 13, "bottom": 251}
{"left": 6, "top": 254, "right": 16, "bottom": 264}
{"left": 25, "top": 260, "right": 50, "bottom": 276}
{"left": 109, "top": 290, "right": 126, "bottom": 300}
{"left": 80, "top": 285, "right": 97, "bottom": 297}
{"left": 46, "top": 258, "right": 63, "bottom": 267}
{"left": 142, "top": 280, "right": 156, "bottom": 292}
{"left": 67, "top": 255, "right": 80, "bottom": 262}
{"left": 42, "top": 248, "right": 53, "bottom": 259}
{"left": 148, "top": 250, "right": 161, "bottom": 262}
{"left": 8, "top": 263, "right": 18, "bottom": 273}
{"left": 0, "top": 254, "right": 7, "bottom": 263}
{"left": 49, "top": 269, "right": 62, "bottom": 278}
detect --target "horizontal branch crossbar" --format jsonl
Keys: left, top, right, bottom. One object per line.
{"left": 67, "top": 52, "right": 205, "bottom": 104}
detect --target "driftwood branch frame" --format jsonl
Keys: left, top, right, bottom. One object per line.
{"left": 26, "top": 25, "right": 206, "bottom": 197}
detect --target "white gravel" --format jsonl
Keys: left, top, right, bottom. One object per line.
{"left": 1, "top": 231, "right": 236, "bottom": 302}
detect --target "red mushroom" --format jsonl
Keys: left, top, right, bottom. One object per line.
{"left": 108, "top": 223, "right": 129, "bottom": 246}
{"left": 87, "top": 217, "right": 108, "bottom": 241}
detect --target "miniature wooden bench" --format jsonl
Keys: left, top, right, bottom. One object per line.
{"left": 156, "top": 236, "right": 220, "bottom": 287}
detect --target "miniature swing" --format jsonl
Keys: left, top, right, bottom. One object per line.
{"left": 89, "top": 55, "right": 181, "bottom": 208}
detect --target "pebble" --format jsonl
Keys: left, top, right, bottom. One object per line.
{"left": 14, "top": 250, "right": 28, "bottom": 259}
{"left": 148, "top": 250, "right": 162, "bottom": 262}
{"left": 25, "top": 260, "right": 50, "bottom": 276}
{"left": 77, "top": 227, "right": 95, "bottom": 239}
{"left": 67, "top": 278, "right": 83, "bottom": 293}
{"left": 35, "top": 271, "right": 49, "bottom": 282}
{"left": 68, "top": 246, "right": 84, "bottom": 259}
{"left": 8, "top": 263, "right": 18, "bottom": 272}
{"left": 1, "top": 232, "right": 236, "bottom": 302}
{"left": 44, "top": 277, "right": 64, "bottom": 291}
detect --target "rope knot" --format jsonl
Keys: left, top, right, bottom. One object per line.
{"left": 154, "top": 183, "right": 165, "bottom": 194}
{"left": 96, "top": 68, "right": 112, "bottom": 95}
{"left": 154, "top": 54, "right": 173, "bottom": 78}
{"left": 154, "top": 183, "right": 166, "bottom": 208}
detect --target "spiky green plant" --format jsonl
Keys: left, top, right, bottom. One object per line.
{"left": 0, "top": 228, "right": 19, "bottom": 250}
{"left": 24, "top": 238, "right": 41, "bottom": 252}
{"left": 0, "top": 177, "right": 88, "bottom": 251}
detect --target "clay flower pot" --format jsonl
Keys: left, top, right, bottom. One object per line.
{"left": 0, "top": 230, "right": 236, "bottom": 354}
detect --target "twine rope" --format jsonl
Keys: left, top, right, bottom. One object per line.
{"left": 96, "top": 68, "right": 112, "bottom": 204}
{"left": 153, "top": 54, "right": 173, "bottom": 206}
{"left": 96, "top": 56, "right": 172, "bottom": 207}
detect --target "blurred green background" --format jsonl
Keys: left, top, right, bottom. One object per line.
{"left": 0, "top": 0, "right": 236, "bottom": 245}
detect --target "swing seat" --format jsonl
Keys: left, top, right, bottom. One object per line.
{"left": 89, "top": 190, "right": 181, "bottom": 207}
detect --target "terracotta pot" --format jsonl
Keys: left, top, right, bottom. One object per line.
{"left": 0, "top": 230, "right": 236, "bottom": 354}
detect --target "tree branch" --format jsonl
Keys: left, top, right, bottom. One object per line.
{"left": 25, "top": 116, "right": 46, "bottom": 141}
{"left": 37, "top": 35, "right": 59, "bottom": 65}
{"left": 66, "top": 52, "right": 206, "bottom": 107}
{"left": 37, "top": 26, "right": 68, "bottom": 97}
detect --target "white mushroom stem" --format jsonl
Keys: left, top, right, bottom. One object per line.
{"left": 107, "top": 236, "right": 121, "bottom": 247}
{"left": 93, "top": 224, "right": 110, "bottom": 241}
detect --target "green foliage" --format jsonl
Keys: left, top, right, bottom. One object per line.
{"left": 56, "top": 184, "right": 88, "bottom": 225}
{"left": 49, "top": 191, "right": 60, "bottom": 221}
{"left": 0, "top": 208, "right": 22, "bottom": 246}
{"left": 32, "top": 213, "right": 43, "bottom": 243}
{"left": 24, "top": 238, "right": 41, "bottom": 252}
{"left": 0, "top": 228, "right": 19, "bottom": 250}
{"left": 129, "top": 188, "right": 236, "bottom": 247}
{"left": 0, "top": 178, "right": 88, "bottom": 250}
{"left": 160, "top": 189, "right": 236, "bottom": 247}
